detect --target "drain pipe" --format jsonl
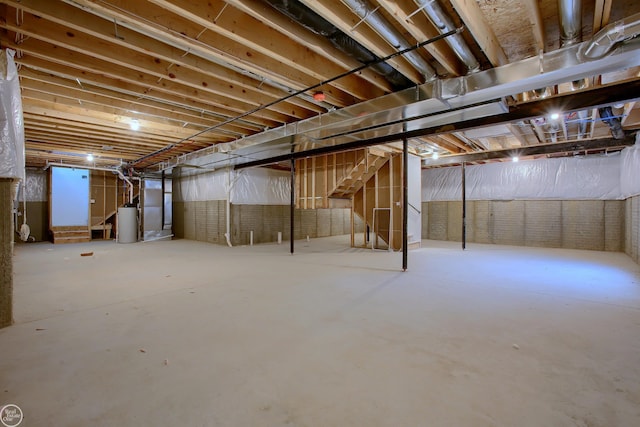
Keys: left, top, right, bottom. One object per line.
{"left": 342, "top": 0, "right": 437, "bottom": 80}
{"left": 414, "top": 0, "right": 480, "bottom": 72}
{"left": 582, "top": 12, "right": 640, "bottom": 59}
{"left": 598, "top": 106, "right": 625, "bottom": 139}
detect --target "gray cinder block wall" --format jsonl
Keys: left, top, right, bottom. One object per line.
{"left": 173, "top": 200, "right": 355, "bottom": 245}
{"left": 422, "top": 199, "right": 625, "bottom": 252}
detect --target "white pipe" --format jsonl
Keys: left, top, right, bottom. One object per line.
{"left": 44, "top": 162, "right": 135, "bottom": 204}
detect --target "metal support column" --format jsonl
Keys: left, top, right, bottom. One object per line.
{"left": 402, "top": 138, "right": 408, "bottom": 271}
{"left": 290, "top": 157, "right": 295, "bottom": 255}
{"left": 161, "top": 170, "right": 165, "bottom": 230}
{"left": 462, "top": 161, "right": 466, "bottom": 250}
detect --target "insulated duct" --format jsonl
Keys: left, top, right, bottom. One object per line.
{"left": 582, "top": 12, "right": 640, "bottom": 59}
{"left": 262, "top": 0, "right": 413, "bottom": 89}
{"left": 340, "top": 0, "right": 437, "bottom": 80}
{"left": 414, "top": 0, "right": 480, "bottom": 72}
{"left": 559, "top": 0, "right": 582, "bottom": 47}
{"left": 155, "top": 15, "right": 640, "bottom": 173}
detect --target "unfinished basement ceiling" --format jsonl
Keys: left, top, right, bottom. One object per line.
{"left": 1, "top": 0, "right": 639, "bottom": 170}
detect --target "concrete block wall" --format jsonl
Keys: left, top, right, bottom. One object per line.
{"left": 173, "top": 200, "right": 227, "bottom": 244}
{"left": 173, "top": 201, "right": 354, "bottom": 246}
{"left": 422, "top": 199, "right": 624, "bottom": 252}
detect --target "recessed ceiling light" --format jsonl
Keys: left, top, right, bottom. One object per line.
{"left": 130, "top": 119, "right": 140, "bottom": 131}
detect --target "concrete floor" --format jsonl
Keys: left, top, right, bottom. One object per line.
{"left": 1, "top": 236, "right": 640, "bottom": 426}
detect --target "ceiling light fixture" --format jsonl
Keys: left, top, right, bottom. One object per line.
{"left": 432, "top": 152, "right": 439, "bottom": 159}
{"left": 86, "top": 154, "right": 94, "bottom": 162}
{"left": 130, "top": 119, "right": 140, "bottom": 131}
{"left": 549, "top": 112, "right": 560, "bottom": 120}
{"left": 512, "top": 156, "right": 519, "bottom": 163}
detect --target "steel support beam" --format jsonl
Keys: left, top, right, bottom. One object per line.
{"left": 290, "top": 157, "right": 295, "bottom": 255}
{"left": 402, "top": 138, "right": 408, "bottom": 271}
{"left": 234, "top": 79, "right": 640, "bottom": 170}
{"left": 462, "top": 162, "right": 466, "bottom": 250}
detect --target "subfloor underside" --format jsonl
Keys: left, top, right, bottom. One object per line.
{"left": 2, "top": 236, "right": 640, "bottom": 426}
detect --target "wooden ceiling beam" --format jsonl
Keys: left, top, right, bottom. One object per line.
{"left": 5, "top": 0, "right": 327, "bottom": 114}
{"left": 593, "top": 0, "right": 613, "bottom": 33}
{"left": 22, "top": 100, "right": 217, "bottom": 143}
{"left": 15, "top": 57, "right": 271, "bottom": 131}
{"left": 20, "top": 81, "right": 233, "bottom": 137}
{"left": 149, "top": 0, "right": 384, "bottom": 102}
{"left": 25, "top": 139, "right": 143, "bottom": 159}
{"left": 226, "top": 0, "right": 394, "bottom": 93}
{"left": 25, "top": 130, "right": 166, "bottom": 156}
{"left": 22, "top": 100, "right": 221, "bottom": 145}
{"left": 4, "top": 38, "right": 289, "bottom": 126}
{"left": 24, "top": 114, "right": 183, "bottom": 147}
{"left": 298, "top": 0, "right": 425, "bottom": 83}
{"left": 1, "top": 10, "right": 315, "bottom": 121}
{"left": 524, "top": 0, "right": 545, "bottom": 52}
{"left": 20, "top": 84, "right": 238, "bottom": 141}
{"left": 376, "top": 0, "right": 464, "bottom": 76}
{"left": 66, "top": 0, "right": 356, "bottom": 107}
{"left": 449, "top": 0, "right": 508, "bottom": 66}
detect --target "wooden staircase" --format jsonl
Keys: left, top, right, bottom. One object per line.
{"left": 330, "top": 150, "right": 389, "bottom": 198}
{"left": 51, "top": 226, "right": 91, "bottom": 244}
{"left": 91, "top": 209, "right": 116, "bottom": 239}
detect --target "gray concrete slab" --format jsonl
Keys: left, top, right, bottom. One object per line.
{"left": 1, "top": 237, "right": 639, "bottom": 426}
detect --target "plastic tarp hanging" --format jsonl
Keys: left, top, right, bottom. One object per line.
{"left": 174, "top": 167, "right": 290, "bottom": 205}
{"left": 0, "top": 49, "right": 24, "bottom": 181}
{"left": 620, "top": 134, "right": 640, "bottom": 198}
{"left": 231, "top": 168, "right": 290, "bottom": 205}
{"left": 423, "top": 154, "right": 623, "bottom": 201}
{"left": 174, "top": 168, "right": 228, "bottom": 202}
{"left": 21, "top": 169, "right": 47, "bottom": 202}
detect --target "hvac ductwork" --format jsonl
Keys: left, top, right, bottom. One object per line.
{"left": 413, "top": 0, "right": 480, "bottom": 72}
{"left": 155, "top": 13, "right": 640, "bottom": 172}
{"left": 559, "top": 0, "right": 582, "bottom": 47}
{"left": 262, "top": 0, "right": 413, "bottom": 89}
{"left": 340, "top": 0, "right": 437, "bottom": 80}
{"left": 582, "top": 12, "right": 640, "bottom": 59}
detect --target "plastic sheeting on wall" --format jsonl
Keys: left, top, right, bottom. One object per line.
{"left": 20, "top": 169, "right": 47, "bottom": 202}
{"left": 422, "top": 153, "right": 624, "bottom": 201}
{"left": 174, "top": 167, "right": 290, "bottom": 205}
{"left": 0, "top": 49, "right": 25, "bottom": 181}
{"left": 231, "top": 168, "right": 290, "bottom": 205}
{"left": 174, "top": 168, "right": 229, "bottom": 202}
{"left": 620, "top": 134, "right": 640, "bottom": 198}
